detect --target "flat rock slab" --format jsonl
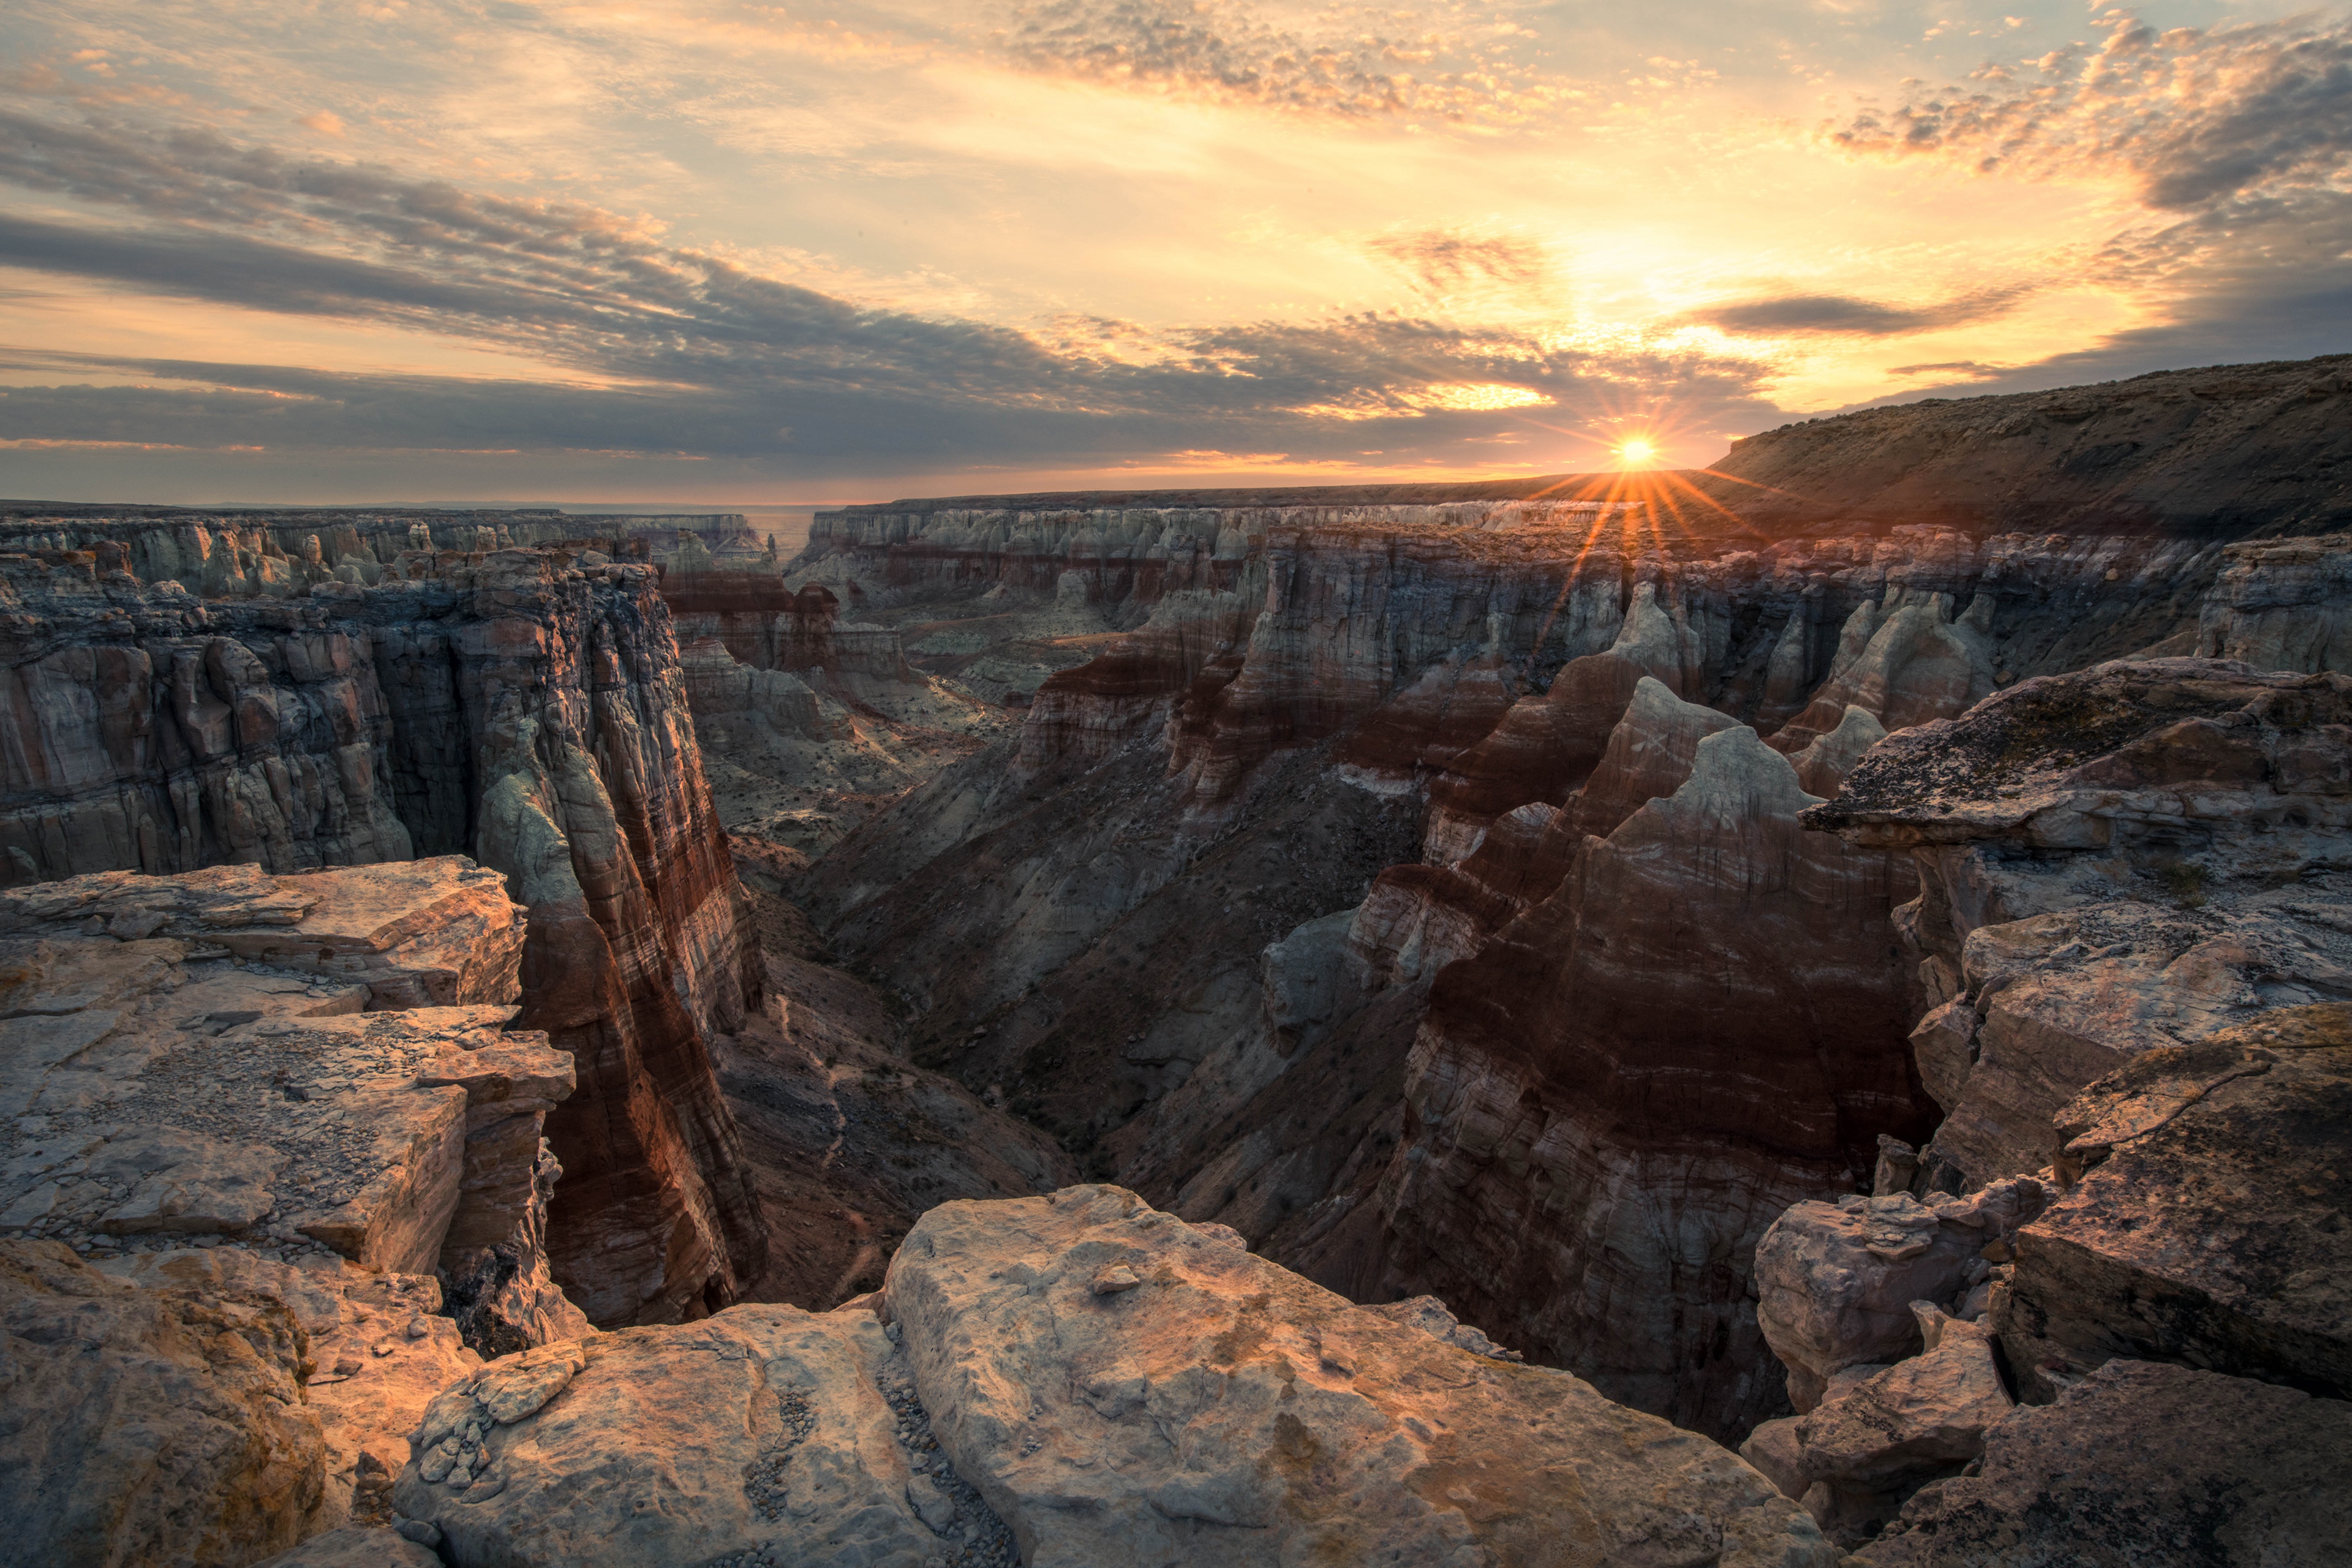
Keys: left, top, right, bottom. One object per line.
{"left": 2005, "top": 1003, "right": 2352, "bottom": 1401}
{"left": 0, "top": 857, "right": 526, "bottom": 1009}
{"left": 2, "top": 999, "right": 532, "bottom": 1273}
{"left": 392, "top": 1304, "right": 995, "bottom": 1568}
{"left": 888, "top": 1183, "right": 1839, "bottom": 1568}
{"left": 1856, "top": 1360, "right": 2352, "bottom": 1567}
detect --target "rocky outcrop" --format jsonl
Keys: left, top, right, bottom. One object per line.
{"left": 0, "top": 859, "right": 619, "bottom": 1561}
{"left": 884, "top": 1185, "right": 1833, "bottom": 1567}
{"left": 0, "top": 546, "right": 766, "bottom": 1325}
{"left": 1746, "top": 647, "right": 2352, "bottom": 1551}
{"left": 2007, "top": 1005, "right": 2351, "bottom": 1403}
{"left": 1856, "top": 1360, "right": 2352, "bottom": 1566}
{"left": 1806, "top": 656, "right": 2352, "bottom": 1189}
{"left": 0, "top": 859, "right": 593, "bottom": 1344}
{"left": 386, "top": 1184, "right": 1834, "bottom": 1567}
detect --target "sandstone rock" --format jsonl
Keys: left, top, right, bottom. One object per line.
{"left": 1856, "top": 1360, "right": 2352, "bottom": 1566}
{"left": 1807, "top": 656, "right": 2352, "bottom": 1188}
{"left": 99, "top": 1248, "right": 481, "bottom": 1529}
{"left": 0, "top": 547, "right": 768, "bottom": 1327}
{"left": 1753, "top": 1191, "right": 2030, "bottom": 1411}
{"left": 392, "top": 1306, "right": 984, "bottom": 1568}
{"left": 252, "top": 1525, "right": 444, "bottom": 1567}
{"left": 0, "top": 1238, "right": 327, "bottom": 1567}
{"left": 0, "top": 858, "right": 594, "bottom": 1391}
{"left": 2002, "top": 1004, "right": 2352, "bottom": 1401}
{"left": 887, "top": 1185, "right": 1837, "bottom": 1568}
{"left": 1783, "top": 1319, "right": 2012, "bottom": 1544}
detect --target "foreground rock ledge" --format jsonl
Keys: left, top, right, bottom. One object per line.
{"left": 389, "top": 1185, "right": 1834, "bottom": 1568}
{"left": 889, "top": 1185, "right": 1836, "bottom": 1568}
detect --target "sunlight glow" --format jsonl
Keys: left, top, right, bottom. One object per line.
{"left": 1615, "top": 435, "right": 1660, "bottom": 468}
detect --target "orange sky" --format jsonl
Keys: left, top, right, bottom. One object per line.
{"left": 2, "top": 0, "right": 2346, "bottom": 503}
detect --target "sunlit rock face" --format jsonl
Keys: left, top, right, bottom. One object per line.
{"left": 790, "top": 483, "right": 2288, "bottom": 1450}
{"left": 0, "top": 545, "right": 764, "bottom": 1327}
{"left": 1308, "top": 723, "right": 1926, "bottom": 1441}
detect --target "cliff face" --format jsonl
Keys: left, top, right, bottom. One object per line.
{"left": 780, "top": 381, "right": 2350, "bottom": 1446}
{"left": 0, "top": 546, "right": 763, "bottom": 1326}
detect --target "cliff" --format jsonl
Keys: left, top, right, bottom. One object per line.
{"left": 791, "top": 503, "right": 2264, "bottom": 1443}
{"left": 0, "top": 544, "right": 765, "bottom": 1327}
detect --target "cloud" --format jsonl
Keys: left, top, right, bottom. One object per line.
{"left": 1830, "top": 12, "right": 2352, "bottom": 211}
{"left": 1689, "top": 287, "right": 2025, "bottom": 337}
{"left": 1367, "top": 228, "right": 1552, "bottom": 301}
{"left": 0, "top": 113, "right": 1777, "bottom": 475}
{"left": 993, "top": 0, "right": 1580, "bottom": 124}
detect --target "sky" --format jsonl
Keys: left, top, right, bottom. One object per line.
{"left": 1, "top": 0, "right": 2348, "bottom": 505}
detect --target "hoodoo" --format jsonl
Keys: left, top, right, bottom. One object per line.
{"left": 4, "top": 358, "right": 2351, "bottom": 1566}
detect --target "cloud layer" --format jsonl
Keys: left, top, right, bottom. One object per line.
{"left": 1, "top": 1, "right": 2350, "bottom": 497}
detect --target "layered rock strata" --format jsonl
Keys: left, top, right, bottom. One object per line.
{"left": 788, "top": 496, "right": 2329, "bottom": 1450}
{"left": 0, "top": 546, "right": 766, "bottom": 1325}
{"left": 1744, "top": 654, "right": 2352, "bottom": 1549}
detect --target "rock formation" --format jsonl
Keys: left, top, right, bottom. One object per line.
{"left": 0, "top": 546, "right": 766, "bottom": 1326}
{"left": 384, "top": 1185, "right": 1836, "bottom": 1568}
{"left": 785, "top": 500, "right": 2269, "bottom": 1446}
{"left": 11, "top": 360, "right": 2352, "bottom": 1567}
{"left": 1741, "top": 650, "right": 2352, "bottom": 1548}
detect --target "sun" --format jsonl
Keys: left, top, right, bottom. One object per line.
{"left": 1615, "top": 435, "right": 1660, "bottom": 468}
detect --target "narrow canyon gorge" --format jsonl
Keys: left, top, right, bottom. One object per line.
{"left": 3, "top": 354, "right": 2349, "bottom": 1567}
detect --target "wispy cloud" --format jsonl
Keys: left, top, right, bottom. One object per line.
{"left": 0, "top": 113, "right": 1776, "bottom": 473}
{"left": 1831, "top": 12, "right": 2352, "bottom": 209}
{"left": 992, "top": 0, "right": 1581, "bottom": 124}
{"left": 1690, "top": 285, "right": 2029, "bottom": 337}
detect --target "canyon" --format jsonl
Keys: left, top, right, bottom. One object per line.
{"left": 2, "top": 352, "right": 2348, "bottom": 1566}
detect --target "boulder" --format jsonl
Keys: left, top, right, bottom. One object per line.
{"left": 391, "top": 1306, "right": 996, "bottom": 1568}
{"left": 99, "top": 1247, "right": 482, "bottom": 1529}
{"left": 1857, "top": 1360, "right": 2352, "bottom": 1566}
{"left": 2002, "top": 1003, "right": 2352, "bottom": 1401}
{"left": 0, "top": 1239, "right": 327, "bottom": 1568}
{"left": 1753, "top": 1185, "right": 2043, "bottom": 1411}
{"left": 886, "top": 1184, "right": 1838, "bottom": 1568}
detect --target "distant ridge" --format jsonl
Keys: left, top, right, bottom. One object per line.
{"left": 827, "top": 472, "right": 1606, "bottom": 516}
{"left": 829, "top": 354, "right": 2352, "bottom": 541}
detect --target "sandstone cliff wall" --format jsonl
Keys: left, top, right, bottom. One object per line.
{"left": 0, "top": 546, "right": 764, "bottom": 1327}
{"left": 792, "top": 475, "right": 2341, "bottom": 1449}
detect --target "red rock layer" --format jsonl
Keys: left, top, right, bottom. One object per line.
{"left": 0, "top": 549, "right": 766, "bottom": 1328}
{"left": 1302, "top": 728, "right": 1931, "bottom": 1441}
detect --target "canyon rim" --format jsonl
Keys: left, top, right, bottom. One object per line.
{"left": 0, "top": 355, "right": 2348, "bottom": 1564}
